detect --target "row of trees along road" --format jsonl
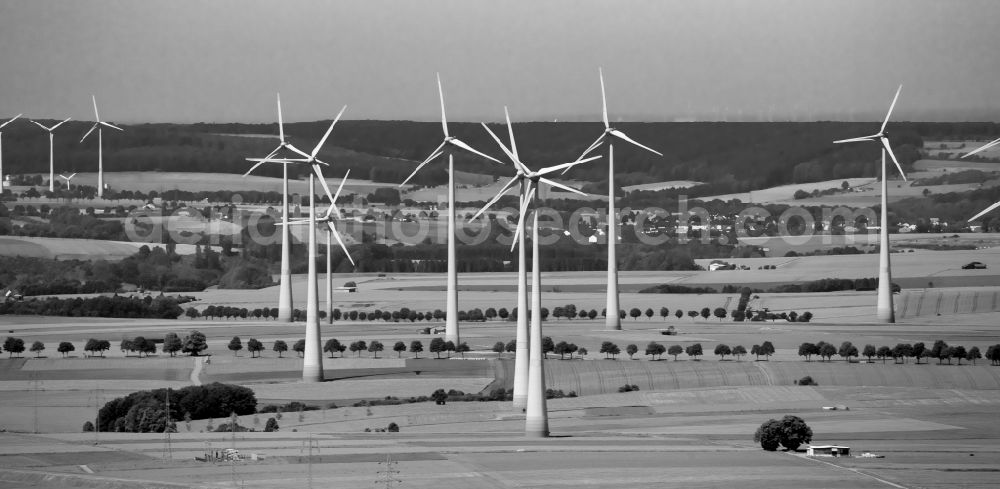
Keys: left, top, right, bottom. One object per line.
{"left": 799, "top": 340, "right": 994, "bottom": 365}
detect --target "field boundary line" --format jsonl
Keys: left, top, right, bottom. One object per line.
{"left": 190, "top": 357, "right": 205, "bottom": 386}
{"left": 754, "top": 362, "right": 774, "bottom": 386}
{"left": 791, "top": 453, "right": 910, "bottom": 489}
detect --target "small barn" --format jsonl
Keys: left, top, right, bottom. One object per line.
{"left": 807, "top": 445, "right": 850, "bottom": 457}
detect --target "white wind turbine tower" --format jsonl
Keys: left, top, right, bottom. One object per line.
{"left": 249, "top": 107, "right": 347, "bottom": 383}
{"left": 58, "top": 172, "right": 77, "bottom": 191}
{"left": 281, "top": 171, "right": 355, "bottom": 324}
{"left": 574, "top": 68, "right": 662, "bottom": 330}
{"left": 244, "top": 94, "right": 314, "bottom": 323}
{"left": 473, "top": 108, "right": 600, "bottom": 436}
{"left": 0, "top": 114, "right": 22, "bottom": 191}
{"left": 30, "top": 117, "right": 72, "bottom": 192}
{"left": 399, "top": 74, "right": 503, "bottom": 345}
{"left": 81, "top": 96, "right": 123, "bottom": 198}
{"left": 474, "top": 108, "right": 599, "bottom": 411}
{"left": 833, "top": 85, "right": 906, "bottom": 323}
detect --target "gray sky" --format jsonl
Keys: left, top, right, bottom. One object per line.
{"left": 1, "top": 0, "right": 998, "bottom": 123}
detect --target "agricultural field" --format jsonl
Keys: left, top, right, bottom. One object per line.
{"left": 622, "top": 180, "right": 703, "bottom": 192}
{"left": 0, "top": 236, "right": 201, "bottom": 260}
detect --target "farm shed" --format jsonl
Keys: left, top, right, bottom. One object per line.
{"left": 807, "top": 445, "right": 850, "bottom": 457}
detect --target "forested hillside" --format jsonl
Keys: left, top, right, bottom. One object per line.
{"left": 3, "top": 118, "right": 998, "bottom": 194}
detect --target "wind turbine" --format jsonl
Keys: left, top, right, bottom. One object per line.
{"left": 249, "top": 106, "right": 347, "bottom": 383}
{"left": 833, "top": 85, "right": 906, "bottom": 323}
{"left": 58, "top": 172, "right": 77, "bottom": 191}
{"left": 399, "top": 73, "right": 503, "bottom": 345}
{"left": 961, "top": 137, "right": 1000, "bottom": 159}
{"left": 0, "top": 114, "right": 22, "bottom": 192}
{"left": 574, "top": 68, "right": 662, "bottom": 331}
{"left": 281, "top": 171, "right": 355, "bottom": 324}
{"left": 473, "top": 107, "right": 600, "bottom": 437}
{"left": 30, "top": 117, "right": 72, "bottom": 192}
{"left": 81, "top": 96, "right": 124, "bottom": 198}
{"left": 243, "top": 94, "right": 317, "bottom": 323}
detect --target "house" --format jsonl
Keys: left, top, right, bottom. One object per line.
{"left": 806, "top": 445, "right": 850, "bottom": 457}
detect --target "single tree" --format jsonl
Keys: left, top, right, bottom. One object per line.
{"left": 798, "top": 342, "right": 817, "bottom": 361}
{"left": 292, "top": 339, "right": 306, "bottom": 357}
{"left": 686, "top": 343, "right": 703, "bottom": 360}
{"left": 409, "top": 340, "right": 424, "bottom": 358}
{"left": 181, "top": 330, "right": 208, "bottom": 356}
{"left": 660, "top": 307, "right": 670, "bottom": 320}
{"left": 443, "top": 340, "right": 455, "bottom": 358}
{"left": 952, "top": 345, "right": 967, "bottom": 365}
{"left": 819, "top": 343, "right": 837, "bottom": 362}
{"left": 687, "top": 310, "right": 699, "bottom": 320}
{"left": 228, "top": 337, "right": 243, "bottom": 356}
{"left": 600, "top": 341, "right": 618, "bottom": 359}
{"left": 324, "top": 338, "right": 343, "bottom": 357}
{"left": 247, "top": 338, "right": 264, "bottom": 358}
{"left": 368, "top": 340, "right": 384, "bottom": 358}
{"left": 754, "top": 418, "right": 782, "bottom": 451}
{"left": 542, "top": 337, "right": 554, "bottom": 359}
{"left": 429, "top": 337, "right": 445, "bottom": 359}
{"left": 264, "top": 417, "right": 279, "bottom": 432}
{"left": 862, "top": 344, "right": 876, "bottom": 362}
{"left": 455, "top": 342, "right": 470, "bottom": 358}
{"left": 713, "top": 307, "right": 727, "bottom": 321}
{"left": 838, "top": 341, "right": 858, "bottom": 363}
{"left": 732, "top": 345, "right": 747, "bottom": 361}
{"left": 675, "top": 309, "right": 684, "bottom": 319}
{"left": 350, "top": 340, "right": 368, "bottom": 357}
{"left": 967, "top": 346, "right": 982, "bottom": 365}
{"left": 162, "top": 333, "right": 183, "bottom": 357}
{"left": 912, "top": 342, "right": 926, "bottom": 364}
{"left": 492, "top": 341, "right": 506, "bottom": 357}
{"left": 57, "top": 341, "right": 75, "bottom": 358}
{"left": 272, "top": 340, "right": 288, "bottom": 358}
{"left": 30, "top": 340, "right": 45, "bottom": 358}
{"left": 700, "top": 307, "right": 711, "bottom": 320}
{"left": 625, "top": 344, "right": 638, "bottom": 359}
{"left": 759, "top": 341, "right": 775, "bottom": 360}
{"left": 505, "top": 339, "right": 516, "bottom": 354}
{"left": 668, "top": 344, "right": 683, "bottom": 361}
{"left": 645, "top": 341, "right": 665, "bottom": 360}
{"left": 876, "top": 345, "right": 892, "bottom": 363}
{"left": 714, "top": 343, "right": 732, "bottom": 360}
{"left": 393, "top": 341, "right": 407, "bottom": 358}
{"left": 644, "top": 308, "right": 654, "bottom": 320}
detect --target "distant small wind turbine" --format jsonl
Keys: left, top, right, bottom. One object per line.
{"left": 573, "top": 67, "right": 662, "bottom": 332}
{"left": 399, "top": 73, "right": 503, "bottom": 346}
{"left": 80, "top": 96, "right": 124, "bottom": 198}
{"left": 30, "top": 117, "right": 72, "bottom": 192}
{"left": 832, "top": 85, "right": 906, "bottom": 324}
{"left": 0, "top": 114, "right": 22, "bottom": 191}
{"left": 59, "top": 172, "right": 77, "bottom": 190}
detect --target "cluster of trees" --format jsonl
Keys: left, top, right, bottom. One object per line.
{"left": 799, "top": 340, "right": 988, "bottom": 365}
{"left": 0, "top": 204, "right": 127, "bottom": 240}
{"left": 0, "top": 294, "right": 191, "bottom": 319}
{"left": 97, "top": 383, "right": 256, "bottom": 432}
{"left": 5, "top": 331, "right": 208, "bottom": 359}
{"left": 754, "top": 415, "right": 813, "bottom": 451}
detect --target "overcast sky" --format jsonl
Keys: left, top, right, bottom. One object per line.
{"left": 1, "top": 0, "right": 998, "bottom": 124}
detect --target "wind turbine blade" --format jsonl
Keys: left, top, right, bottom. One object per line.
{"left": 277, "top": 220, "right": 312, "bottom": 227}
{"left": 481, "top": 122, "right": 517, "bottom": 163}
{"left": 30, "top": 120, "right": 51, "bottom": 131}
{"left": 449, "top": 138, "right": 503, "bottom": 165}
{"left": 599, "top": 67, "right": 609, "bottom": 129}
{"left": 400, "top": 142, "right": 446, "bottom": 187}
{"left": 92, "top": 95, "right": 100, "bottom": 122}
{"left": 881, "top": 138, "right": 907, "bottom": 181}
{"left": 833, "top": 136, "right": 875, "bottom": 144}
{"left": 961, "top": 137, "right": 1000, "bottom": 159}
{"left": 571, "top": 133, "right": 607, "bottom": 171}
{"left": 276, "top": 93, "right": 285, "bottom": 142}
{"left": 312, "top": 165, "right": 337, "bottom": 205}
{"left": 286, "top": 142, "right": 312, "bottom": 159}
{"left": 1, "top": 114, "right": 23, "bottom": 129}
{"left": 51, "top": 118, "right": 72, "bottom": 131}
{"left": 504, "top": 106, "right": 519, "bottom": 161}
{"left": 538, "top": 155, "right": 602, "bottom": 176}
{"left": 243, "top": 148, "right": 280, "bottom": 176}
{"left": 609, "top": 129, "right": 663, "bottom": 156}
{"left": 333, "top": 169, "right": 350, "bottom": 203}
{"left": 312, "top": 105, "right": 347, "bottom": 158}
{"left": 880, "top": 84, "right": 902, "bottom": 134}
{"left": 329, "top": 221, "right": 355, "bottom": 267}
{"left": 100, "top": 121, "right": 123, "bottom": 131}
{"left": 80, "top": 123, "right": 98, "bottom": 143}
{"left": 469, "top": 176, "right": 519, "bottom": 222}
{"left": 540, "top": 177, "right": 586, "bottom": 196}
{"left": 968, "top": 201, "right": 1000, "bottom": 223}
{"left": 437, "top": 73, "right": 448, "bottom": 137}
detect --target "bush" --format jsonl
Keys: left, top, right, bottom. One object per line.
{"left": 258, "top": 401, "right": 319, "bottom": 413}
{"left": 387, "top": 422, "right": 399, "bottom": 432}
{"left": 795, "top": 376, "right": 818, "bottom": 386}
{"left": 618, "top": 384, "right": 640, "bottom": 393}
{"left": 264, "top": 417, "right": 279, "bottom": 432}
